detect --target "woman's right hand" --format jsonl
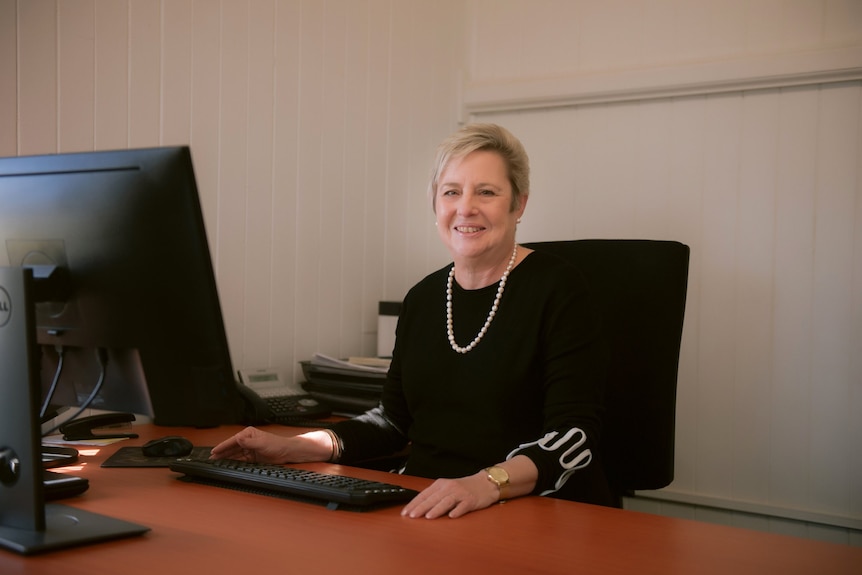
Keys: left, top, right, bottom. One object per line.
{"left": 209, "top": 426, "right": 333, "bottom": 464}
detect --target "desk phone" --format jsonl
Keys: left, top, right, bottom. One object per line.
{"left": 237, "top": 368, "right": 331, "bottom": 425}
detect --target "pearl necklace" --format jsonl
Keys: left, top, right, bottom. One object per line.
{"left": 446, "top": 244, "right": 518, "bottom": 354}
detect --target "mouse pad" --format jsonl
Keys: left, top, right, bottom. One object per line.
{"left": 101, "top": 446, "right": 213, "bottom": 468}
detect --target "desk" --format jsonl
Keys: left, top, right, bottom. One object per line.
{"left": 3, "top": 425, "right": 860, "bottom": 574}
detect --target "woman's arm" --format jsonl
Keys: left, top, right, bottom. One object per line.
{"left": 400, "top": 454, "right": 538, "bottom": 519}
{"left": 210, "top": 426, "right": 336, "bottom": 463}
{"left": 512, "top": 262, "right": 608, "bottom": 497}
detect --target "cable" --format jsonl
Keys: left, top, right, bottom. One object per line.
{"left": 41, "top": 348, "right": 109, "bottom": 438}
{"left": 40, "top": 345, "right": 66, "bottom": 420}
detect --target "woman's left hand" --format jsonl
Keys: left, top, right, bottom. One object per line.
{"left": 400, "top": 471, "right": 499, "bottom": 519}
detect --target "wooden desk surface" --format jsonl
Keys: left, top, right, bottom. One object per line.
{"left": 3, "top": 424, "right": 861, "bottom": 574}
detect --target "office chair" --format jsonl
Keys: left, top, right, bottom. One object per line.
{"left": 524, "top": 239, "right": 690, "bottom": 502}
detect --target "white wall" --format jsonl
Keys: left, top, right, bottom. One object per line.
{"left": 2, "top": 0, "right": 861, "bottom": 546}
{"left": 0, "top": 0, "right": 465, "bottom": 375}
{"left": 464, "top": 0, "right": 862, "bottom": 545}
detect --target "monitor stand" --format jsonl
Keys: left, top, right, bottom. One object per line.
{"left": 0, "top": 267, "right": 149, "bottom": 555}
{"left": 0, "top": 504, "right": 150, "bottom": 556}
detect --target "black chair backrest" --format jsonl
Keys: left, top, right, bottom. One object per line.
{"left": 524, "top": 239, "right": 690, "bottom": 494}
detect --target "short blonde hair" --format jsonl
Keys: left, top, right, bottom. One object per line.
{"left": 428, "top": 123, "right": 530, "bottom": 213}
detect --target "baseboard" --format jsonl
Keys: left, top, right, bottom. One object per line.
{"left": 629, "top": 488, "right": 862, "bottom": 532}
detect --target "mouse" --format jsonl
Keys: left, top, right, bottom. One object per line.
{"left": 141, "top": 436, "right": 194, "bottom": 458}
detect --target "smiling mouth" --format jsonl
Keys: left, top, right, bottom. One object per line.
{"left": 455, "top": 226, "right": 484, "bottom": 233}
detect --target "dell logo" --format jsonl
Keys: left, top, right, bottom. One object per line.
{"left": 0, "top": 286, "right": 11, "bottom": 327}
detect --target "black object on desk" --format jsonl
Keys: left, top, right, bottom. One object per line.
{"left": 41, "top": 445, "right": 79, "bottom": 468}
{"left": 170, "top": 458, "right": 418, "bottom": 511}
{"left": 59, "top": 413, "right": 138, "bottom": 441}
{"left": 102, "top": 445, "right": 213, "bottom": 468}
{"left": 299, "top": 361, "right": 385, "bottom": 416}
{"left": 43, "top": 470, "right": 89, "bottom": 501}
{"left": 0, "top": 266, "right": 150, "bottom": 555}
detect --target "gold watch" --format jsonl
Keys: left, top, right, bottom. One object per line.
{"left": 484, "top": 466, "right": 510, "bottom": 501}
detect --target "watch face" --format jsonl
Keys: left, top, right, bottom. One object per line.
{"left": 487, "top": 466, "right": 509, "bottom": 485}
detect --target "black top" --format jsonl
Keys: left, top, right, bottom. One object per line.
{"left": 332, "top": 249, "right": 614, "bottom": 505}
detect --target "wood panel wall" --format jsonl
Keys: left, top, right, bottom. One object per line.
{"left": 0, "top": 0, "right": 464, "bottom": 376}
{"left": 465, "top": 0, "right": 862, "bottom": 545}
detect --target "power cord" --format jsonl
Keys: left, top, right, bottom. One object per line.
{"left": 40, "top": 344, "right": 66, "bottom": 421}
{"left": 41, "top": 347, "right": 109, "bottom": 438}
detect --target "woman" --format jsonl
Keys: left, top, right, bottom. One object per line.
{"left": 211, "top": 123, "right": 613, "bottom": 518}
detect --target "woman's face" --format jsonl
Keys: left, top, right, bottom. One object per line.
{"left": 434, "top": 150, "right": 525, "bottom": 264}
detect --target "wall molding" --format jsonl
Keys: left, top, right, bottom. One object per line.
{"left": 464, "top": 46, "right": 862, "bottom": 114}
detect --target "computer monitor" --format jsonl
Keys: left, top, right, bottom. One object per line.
{"left": 1, "top": 266, "right": 149, "bottom": 554}
{"left": 0, "top": 146, "right": 243, "bottom": 428}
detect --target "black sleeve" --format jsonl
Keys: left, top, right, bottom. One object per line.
{"left": 329, "top": 403, "right": 409, "bottom": 465}
{"left": 508, "top": 264, "right": 608, "bottom": 496}
{"left": 328, "top": 297, "right": 414, "bottom": 464}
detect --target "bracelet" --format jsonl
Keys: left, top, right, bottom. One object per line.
{"left": 322, "top": 428, "right": 343, "bottom": 462}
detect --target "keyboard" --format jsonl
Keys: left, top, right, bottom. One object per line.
{"left": 169, "top": 458, "right": 418, "bottom": 510}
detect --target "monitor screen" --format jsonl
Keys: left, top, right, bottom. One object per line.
{"left": 0, "top": 146, "right": 242, "bottom": 427}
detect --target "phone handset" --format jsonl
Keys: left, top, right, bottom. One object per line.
{"left": 235, "top": 382, "right": 274, "bottom": 423}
